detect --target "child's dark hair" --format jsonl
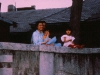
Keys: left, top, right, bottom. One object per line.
{"left": 43, "top": 29, "right": 49, "bottom": 33}
{"left": 66, "top": 27, "right": 72, "bottom": 31}
{"left": 65, "top": 27, "right": 72, "bottom": 35}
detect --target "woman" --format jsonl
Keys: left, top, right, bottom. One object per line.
{"left": 31, "top": 21, "right": 46, "bottom": 45}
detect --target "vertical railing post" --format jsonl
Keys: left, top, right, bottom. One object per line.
{"left": 39, "top": 52, "right": 54, "bottom": 75}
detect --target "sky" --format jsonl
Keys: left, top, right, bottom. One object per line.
{"left": 0, "top": 0, "right": 72, "bottom": 12}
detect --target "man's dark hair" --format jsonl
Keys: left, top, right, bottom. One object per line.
{"left": 42, "top": 21, "right": 46, "bottom": 24}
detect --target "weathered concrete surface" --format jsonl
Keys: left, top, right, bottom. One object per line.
{"left": 0, "top": 68, "right": 12, "bottom": 75}
{"left": 54, "top": 54, "right": 94, "bottom": 75}
{"left": 40, "top": 45, "right": 100, "bottom": 54}
{"left": 39, "top": 52, "right": 54, "bottom": 75}
{"left": 0, "top": 42, "right": 99, "bottom": 75}
{"left": 0, "top": 50, "right": 39, "bottom": 75}
{"left": 0, "top": 42, "right": 100, "bottom": 54}
{"left": 0, "top": 55, "right": 12, "bottom": 62}
{"left": 0, "top": 42, "right": 38, "bottom": 51}
{"left": 40, "top": 45, "right": 100, "bottom": 75}
{"left": 13, "top": 51, "right": 39, "bottom": 75}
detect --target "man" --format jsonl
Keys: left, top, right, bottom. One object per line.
{"left": 42, "top": 21, "right": 46, "bottom": 30}
{"left": 31, "top": 21, "right": 46, "bottom": 45}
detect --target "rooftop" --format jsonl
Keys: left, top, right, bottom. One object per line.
{"left": 0, "top": 17, "right": 17, "bottom": 27}
{"left": 1, "top": 0, "right": 100, "bottom": 32}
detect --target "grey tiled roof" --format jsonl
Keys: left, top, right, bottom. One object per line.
{"left": 81, "top": 0, "right": 100, "bottom": 20}
{"left": 0, "top": 17, "right": 13, "bottom": 25}
{"left": 1, "top": 0, "right": 100, "bottom": 32}
{"left": 86, "top": 12, "right": 100, "bottom": 21}
{"left": 2, "top": 8, "right": 66, "bottom": 32}
{"left": 39, "top": 8, "right": 71, "bottom": 23}
{"left": 40, "top": 0, "right": 100, "bottom": 23}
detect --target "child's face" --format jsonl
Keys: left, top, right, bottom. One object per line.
{"left": 66, "top": 30, "right": 71, "bottom": 35}
{"left": 44, "top": 31, "right": 50, "bottom": 36}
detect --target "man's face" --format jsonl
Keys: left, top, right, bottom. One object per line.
{"left": 43, "top": 23, "right": 46, "bottom": 29}
{"left": 37, "top": 23, "right": 44, "bottom": 31}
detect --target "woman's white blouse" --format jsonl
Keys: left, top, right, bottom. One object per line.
{"left": 31, "top": 30, "right": 44, "bottom": 45}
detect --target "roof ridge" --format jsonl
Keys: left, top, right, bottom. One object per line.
{"left": 37, "top": 8, "right": 67, "bottom": 21}
{"left": 2, "top": 7, "right": 67, "bottom": 14}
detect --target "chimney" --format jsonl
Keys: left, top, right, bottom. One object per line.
{"left": 8, "top": 5, "right": 16, "bottom": 12}
{"left": 0, "top": 3, "right": 1, "bottom": 12}
{"left": 17, "top": 5, "right": 36, "bottom": 11}
{"left": 31, "top": 5, "right": 35, "bottom": 10}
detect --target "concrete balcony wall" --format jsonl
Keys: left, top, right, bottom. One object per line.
{"left": 0, "top": 42, "right": 39, "bottom": 75}
{"left": 0, "top": 42, "right": 100, "bottom": 75}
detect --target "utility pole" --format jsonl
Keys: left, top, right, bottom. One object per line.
{"left": 70, "top": 0, "right": 83, "bottom": 44}
{"left": 15, "top": 2, "right": 17, "bottom": 11}
{"left": 0, "top": 3, "right": 1, "bottom": 17}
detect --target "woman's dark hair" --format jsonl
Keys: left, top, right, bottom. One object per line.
{"left": 35, "top": 21, "right": 43, "bottom": 28}
{"left": 35, "top": 21, "right": 46, "bottom": 28}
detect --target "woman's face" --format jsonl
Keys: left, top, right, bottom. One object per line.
{"left": 37, "top": 23, "right": 44, "bottom": 31}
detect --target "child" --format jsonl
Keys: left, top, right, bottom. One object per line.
{"left": 61, "top": 28, "right": 84, "bottom": 48}
{"left": 42, "top": 30, "right": 53, "bottom": 45}
{"left": 42, "top": 30, "right": 61, "bottom": 47}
